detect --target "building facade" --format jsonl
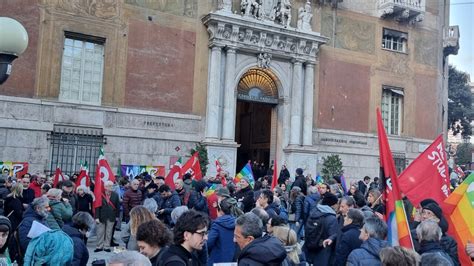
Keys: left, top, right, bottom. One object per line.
{"left": 0, "top": 0, "right": 459, "bottom": 180}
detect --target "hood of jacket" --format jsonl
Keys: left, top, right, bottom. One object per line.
{"left": 342, "top": 223, "right": 361, "bottom": 233}
{"left": 214, "top": 214, "right": 236, "bottom": 230}
{"left": 239, "top": 234, "right": 287, "bottom": 264}
{"left": 361, "top": 237, "right": 388, "bottom": 258}
{"left": 308, "top": 192, "right": 321, "bottom": 203}
{"left": 316, "top": 204, "right": 336, "bottom": 215}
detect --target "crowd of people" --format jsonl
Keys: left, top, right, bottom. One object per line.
{"left": 0, "top": 164, "right": 472, "bottom": 266}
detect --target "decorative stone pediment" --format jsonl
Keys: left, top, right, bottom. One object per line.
{"left": 202, "top": 12, "right": 328, "bottom": 64}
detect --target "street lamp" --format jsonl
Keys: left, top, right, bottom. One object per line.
{"left": 0, "top": 17, "right": 29, "bottom": 85}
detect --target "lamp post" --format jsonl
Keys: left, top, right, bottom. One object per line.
{"left": 0, "top": 17, "right": 29, "bottom": 85}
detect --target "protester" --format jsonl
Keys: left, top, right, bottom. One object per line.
{"left": 234, "top": 177, "right": 255, "bottom": 213}
{"left": 278, "top": 165, "right": 290, "bottom": 185}
{"left": 122, "top": 206, "right": 156, "bottom": 251}
{"left": 108, "top": 250, "right": 152, "bottom": 266}
{"left": 23, "top": 230, "right": 74, "bottom": 265}
{"left": 76, "top": 185, "right": 93, "bottom": 215}
{"left": 292, "top": 168, "right": 307, "bottom": 195}
{"left": 95, "top": 180, "right": 120, "bottom": 253}
{"left": 123, "top": 179, "right": 143, "bottom": 222}
{"left": 160, "top": 210, "right": 209, "bottom": 265}
{"left": 187, "top": 180, "right": 209, "bottom": 214}
{"left": 367, "top": 189, "right": 385, "bottom": 216}
{"left": 416, "top": 220, "right": 454, "bottom": 265}
{"left": 21, "top": 176, "right": 35, "bottom": 209}
{"left": 288, "top": 186, "right": 304, "bottom": 238}
{"left": 379, "top": 246, "right": 420, "bottom": 266}
{"left": 18, "top": 196, "right": 53, "bottom": 253}
{"left": 174, "top": 179, "right": 189, "bottom": 205}
{"left": 348, "top": 184, "right": 364, "bottom": 200}
{"left": 47, "top": 188, "right": 73, "bottom": 228}
{"left": 29, "top": 174, "right": 45, "bottom": 198}
{"left": 318, "top": 183, "right": 330, "bottom": 198}
{"left": 4, "top": 183, "right": 23, "bottom": 230}
{"left": 266, "top": 216, "right": 288, "bottom": 235}
{"left": 256, "top": 189, "right": 278, "bottom": 219}
{"left": 347, "top": 217, "right": 388, "bottom": 266}
{"left": 234, "top": 212, "right": 286, "bottom": 265}
{"left": 40, "top": 183, "right": 51, "bottom": 196}
{"left": 143, "top": 198, "right": 158, "bottom": 215}
{"left": 61, "top": 180, "right": 77, "bottom": 213}
{"left": 170, "top": 205, "right": 189, "bottom": 226}
{"left": 207, "top": 197, "right": 241, "bottom": 265}
{"left": 158, "top": 184, "right": 181, "bottom": 226}
{"left": 62, "top": 211, "right": 95, "bottom": 266}
{"left": 358, "top": 176, "right": 370, "bottom": 196}
{"left": 0, "top": 216, "right": 12, "bottom": 264}
{"left": 272, "top": 226, "right": 306, "bottom": 266}
{"left": 136, "top": 219, "right": 172, "bottom": 265}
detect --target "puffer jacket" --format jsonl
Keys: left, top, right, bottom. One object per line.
{"left": 62, "top": 224, "right": 89, "bottom": 266}
{"left": 23, "top": 230, "right": 74, "bottom": 265}
{"left": 234, "top": 186, "right": 255, "bottom": 213}
{"left": 334, "top": 223, "right": 362, "bottom": 266}
{"left": 123, "top": 189, "right": 142, "bottom": 217}
{"left": 207, "top": 215, "right": 236, "bottom": 265}
{"left": 18, "top": 207, "right": 50, "bottom": 253}
{"left": 291, "top": 194, "right": 305, "bottom": 223}
{"left": 303, "top": 193, "right": 320, "bottom": 222}
{"left": 347, "top": 237, "right": 388, "bottom": 266}
{"left": 187, "top": 191, "right": 209, "bottom": 214}
{"left": 238, "top": 234, "right": 287, "bottom": 266}
{"left": 160, "top": 191, "right": 182, "bottom": 225}
{"left": 49, "top": 199, "right": 73, "bottom": 228}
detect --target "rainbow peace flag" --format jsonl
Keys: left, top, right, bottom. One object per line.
{"left": 205, "top": 184, "right": 218, "bottom": 197}
{"left": 234, "top": 163, "right": 255, "bottom": 188}
{"left": 443, "top": 173, "right": 474, "bottom": 266}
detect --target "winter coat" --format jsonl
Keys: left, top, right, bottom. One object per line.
{"left": 158, "top": 244, "right": 201, "bottom": 266}
{"left": 303, "top": 205, "right": 338, "bottom": 265}
{"left": 291, "top": 194, "right": 305, "bottom": 223}
{"left": 278, "top": 168, "right": 290, "bottom": 184}
{"left": 4, "top": 196, "right": 23, "bottom": 230}
{"left": 292, "top": 175, "right": 307, "bottom": 195}
{"left": 334, "top": 224, "right": 362, "bottom": 266}
{"left": 62, "top": 224, "right": 89, "bottom": 266}
{"left": 440, "top": 234, "right": 460, "bottom": 266}
{"left": 347, "top": 237, "right": 388, "bottom": 266}
{"left": 21, "top": 188, "right": 35, "bottom": 206}
{"left": 234, "top": 186, "right": 255, "bottom": 213}
{"left": 238, "top": 234, "right": 287, "bottom": 266}
{"left": 303, "top": 193, "right": 320, "bottom": 222}
{"left": 29, "top": 182, "right": 42, "bottom": 198}
{"left": 371, "top": 203, "right": 385, "bottom": 215}
{"left": 62, "top": 192, "right": 78, "bottom": 214}
{"left": 23, "top": 230, "right": 74, "bottom": 266}
{"left": 264, "top": 204, "right": 279, "bottom": 219}
{"left": 187, "top": 191, "right": 209, "bottom": 214}
{"left": 159, "top": 191, "right": 182, "bottom": 225}
{"left": 357, "top": 180, "right": 368, "bottom": 196}
{"left": 207, "top": 215, "right": 236, "bottom": 265}
{"left": 123, "top": 188, "right": 142, "bottom": 217}
{"left": 49, "top": 199, "right": 73, "bottom": 228}
{"left": 176, "top": 187, "right": 189, "bottom": 205}
{"left": 95, "top": 192, "right": 120, "bottom": 223}
{"left": 18, "top": 207, "right": 50, "bottom": 253}
{"left": 419, "top": 240, "right": 454, "bottom": 265}
{"left": 75, "top": 193, "right": 93, "bottom": 215}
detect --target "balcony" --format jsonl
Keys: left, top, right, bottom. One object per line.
{"left": 443, "top": 26, "right": 460, "bottom": 56}
{"left": 378, "top": 0, "right": 425, "bottom": 24}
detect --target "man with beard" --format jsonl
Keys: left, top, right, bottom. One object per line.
{"left": 18, "top": 196, "right": 53, "bottom": 253}
{"left": 157, "top": 185, "right": 181, "bottom": 226}
{"left": 160, "top": 210, "right": 209, "bottom": 265}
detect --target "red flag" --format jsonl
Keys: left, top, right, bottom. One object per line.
{"left": 398, "top": 134, "right": 450, "bottom": 206}
{"left": 75, "top": 170, "right": 91, "bottom": 188}
{"left": 181, "top": 152, "right": 202, "bottom": 180}
{"left": 93, "top": 148, "right": 115, "bottom": 212}
{"left": 271, "top": 161, "right": 278, "bottom": 189}
{"left": 377, "top": 108, "right": 414, "bottom": 249}
{"left": 165, "top": 157, "right": 182, "bottom": 189}
{"left": 215, "top": 160, "right": 227, "bottom": 186}
{"left": 93, "top": 167, "right": 103, "bottom": 211}
{"left": 53, "top": 168, "right": 65, "bottom": 187}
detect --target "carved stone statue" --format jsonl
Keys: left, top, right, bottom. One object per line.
{"left": 241, "top": 0, "right": 264, "bottom": 19}
{"left": 275, "top": 0, "right": 291, "bottom": 28}
{"left": 257, "top": 53, "right": 272, "bottom": 69}
{"left": 297, "top": 1, "right": 313, "bottom": 31}
{"left": 218, "top": 0, "right": 232, "bottom": 12}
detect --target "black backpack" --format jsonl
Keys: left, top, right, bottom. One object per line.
{"left": 304, "top": 211, "right": 330, "bottom": 251}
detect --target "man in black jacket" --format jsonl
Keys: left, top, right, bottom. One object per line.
{"left": 234, "top": 177, "right": 254, "bottom": 213}
{"left": 291, "top": 168, "right": 307, "bottom": 195}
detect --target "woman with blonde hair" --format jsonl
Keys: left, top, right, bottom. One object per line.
{"left": 367, "top": 189, "right": 385, "bottom": 216}
{"left": 122, "top": 206, "right": 156, "bottom": 250}
{"left": 272, "top": 226, "right": 307, "bottom": 266}
{"left": 4, "top": 183, "right": 24, "bottom": 230}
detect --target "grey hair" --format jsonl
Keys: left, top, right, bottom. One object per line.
{"left": 72, "top": 212, "right": 95, "bottom": 231}
{"left": 108, "top": 250, "right": 151, "bottom": 266}
{"left": 76, "top": 185, "right": 90, "bottom": 194}
{"left": 362, "top": 217, "right": 388, "bottom": 240}
{"left": 346, "top": 209, "right": 364, "bottom": 227}
{"left": 420, "top": 252, "right": 453, "bottom": 266}
{"left": 273, "top": 196, "right": 281, "bottom": 207}
{"left": 143, "top": 198, "right": 158, "bottom": 214}
{"left": 251, "top": 207, "right": 269, "bottom": 229}
{"left": 46, "top": 188, "right": 63, "bottom": 199}
{"left": 235, "top": 212, "right": 263, "bottom": 239}
{"left": 31, "top": 196, "right": 49, "bottom": 210}
{"left": 171, "top": 206, "right": 189, "bottom": 224}
{"left": 104, "top": 180, "right": 114, "bottom": 186}
{"left": 341, "top": 196, "right": 355, "bottom": 207}
{"left": 416, "top": 220, "right": 442, "bottom": 242}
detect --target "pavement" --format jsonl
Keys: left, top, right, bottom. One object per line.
{"left": 86, "top": 222, "right": 127, "bottom": 265}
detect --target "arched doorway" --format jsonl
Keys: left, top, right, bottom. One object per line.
{"left": 235, "top": 68, "right": 279, "bottom": 177}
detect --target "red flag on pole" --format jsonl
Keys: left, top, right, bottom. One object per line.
{"left": 53, "top": 168, "right": 65, "bottom": 188}
{"left": 215, "top": 160, "right": 227, "bottom": 186}
{"left": 165, "top": 157, "right": 182, "bottom": 189}
{"left": 377, "top": 108, "right": 414, "bottom": 249}
{"left": 271, "top": 160, "right": 278, "bottom": 189}
{"left": 93, "top": 148, "right": 115, "bottom": 212}
{"left": 75, "top": 170, "right": 91, "bottom": 188}
{"left": 93, "top": 166, "right": 103, "bottom": 211}
{"left": 181, "top": 152, "right": 202, "bottom": 180}
{"left": 398, "top": 134, "right": 450, "bottom": 206}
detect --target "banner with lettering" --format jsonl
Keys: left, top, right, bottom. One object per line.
{"left": 120, "top": 165, "right": 165, "bottom": 179}
{"left": 0, "top": 162, "right": 28, "bottom": 178}
{"left": 398, "top": 134, "right": 450, "bottom": 206}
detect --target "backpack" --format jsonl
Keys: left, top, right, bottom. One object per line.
{"left": 304, "top": 211, "right": 329, "bottom": 251}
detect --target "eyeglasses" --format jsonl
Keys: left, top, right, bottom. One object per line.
{"left": 194, "top": 230, "right": 208, "bottom": 237}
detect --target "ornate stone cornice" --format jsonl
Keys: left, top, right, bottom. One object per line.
{"left": 202, "top": 12, "right": 328, "bottom": 64}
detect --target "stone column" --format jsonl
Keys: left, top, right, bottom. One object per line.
{"left": 222, "top": 47, "right": 237, "bottom": 141}
{"left": 289, "top": 60, "right": 303, "bottom": 145}
{"left": 303, "top": 62, "right": 315, "bottom": 146}
{"left": 205, "top": 45, "right": 223, "bottom": 140}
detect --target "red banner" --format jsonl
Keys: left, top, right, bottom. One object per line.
{"left": 181, "top": 152, "right": 202, "bottom": 180}
{"left": 398, "top": 134, "right": 450, "bottom": 207}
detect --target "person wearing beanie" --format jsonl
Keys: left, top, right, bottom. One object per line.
{"left": 0, "top": 216, "right": 12, "bottom": 265}
{"left": 322, "top": 193, "right": 339, "bottom": 210}
{"left": 292, "top": 168, "right": 307, "bottom": 195}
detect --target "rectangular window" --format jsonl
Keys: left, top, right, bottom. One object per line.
{"left": 381, "top": 86, "right": 404, "bottom": 135}
{"left": 393, "top": 154, "right": 407, "bottom": 175}
{"left": 59, "top": 32, "right": 105, "bottom": 105}
{"left": 49, "top": 126, "right": 104, "bottom": 178}
{"left": 382, "top": 28, "right": 408, "bottom": 53}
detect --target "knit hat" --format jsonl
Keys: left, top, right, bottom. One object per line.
{"left": 216, "top": 187, "right": 230, "bottom": 198}
{"left": 321, "top": 193, "right": 338, "bottom": 206}
{"left": 0, "top": 216, "right": 11, "bottom": 253}
{"left": 420, "top": 198, "right": 438, "bottom": 208}
{"left": 422, "top": 203, "right": 442, "bottom": 220}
